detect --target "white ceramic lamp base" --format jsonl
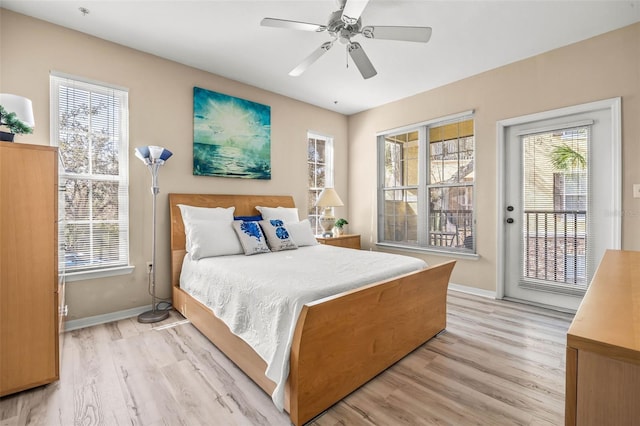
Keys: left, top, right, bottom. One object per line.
{"left": 319, "top": 208, "right": 336, "bottom": 237}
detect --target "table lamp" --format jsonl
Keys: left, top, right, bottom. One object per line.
{"left": 315, "top": 187, "right": 344, "bottom": 237}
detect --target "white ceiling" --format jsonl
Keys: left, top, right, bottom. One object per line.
{"left": 2, "top": 0, "right": 639, "bottom": 115}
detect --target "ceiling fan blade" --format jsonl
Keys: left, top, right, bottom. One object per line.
{"left": 348, "top": 42, "right": 377, "bottom": 79}
{"left": 341, "top": 0, "right": 370, "bottom": 25}
{"left": 289, "top": 41, "right": 333, "bottom": 77}
{"left": 261, "top": 18, "right": 326, "bottom": 32}
{"left": 361, "top": 26, "right": 432, "bottom": 43}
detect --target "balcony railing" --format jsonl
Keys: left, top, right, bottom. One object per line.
{"left": 429, "top": 209, "right": 473, "bottom": 249}
{"left": 523, "top": 209, "right": 587, "bottom": 286}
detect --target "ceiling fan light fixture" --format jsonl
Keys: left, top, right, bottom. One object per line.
{"left": 338, "top": 29, "right": 351, "bottom": 45}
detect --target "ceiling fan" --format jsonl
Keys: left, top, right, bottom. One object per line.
{"left": 261, "top": 0, "right": 432, "bottom": 79}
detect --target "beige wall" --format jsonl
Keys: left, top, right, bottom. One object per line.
{"left": 0, "top": 9, "right": 348, "bottom": 320}
{"left": 2, "top": 9, "right": 639, "bottom": 318}
{"left": 348, "top": 22, "right": 640, "bottom": 292}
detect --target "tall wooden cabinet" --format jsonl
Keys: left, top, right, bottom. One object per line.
{"left": 0, "top": 142, "right": 59, "bottom": 396}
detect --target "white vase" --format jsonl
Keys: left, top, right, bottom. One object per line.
{"left": 334, "top": 227, "right": 343, "bottom": 236}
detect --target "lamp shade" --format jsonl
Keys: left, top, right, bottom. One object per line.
{"left": 134, "top": 145, "right": 173, "bottom": 165}
{"left": 315, "top": 187, "right": 344, "bottom": 207}
{"left": 0, "top": 93, "right": 35, "bottom": 128}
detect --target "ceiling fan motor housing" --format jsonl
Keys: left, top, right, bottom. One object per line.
{"left": 327, "top": 9, "right": 362, "bottom": 43}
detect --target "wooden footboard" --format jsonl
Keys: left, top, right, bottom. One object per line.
{"left": 168, "top": 194, "right": 455, "bottom": 425}
{"left": 289, "top": 260, "right": 455, "bottom": 425}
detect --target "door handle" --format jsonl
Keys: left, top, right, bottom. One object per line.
{"left": 506, "top": 218, "right": 514, "bottom": 224}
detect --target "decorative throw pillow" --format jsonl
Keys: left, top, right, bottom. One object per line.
{"left": 232, "top": 220, "right": 271, "bottom": 255}
{"left": 255, "top": 206, "right": 299, "bottom": 223}
{"left": 234, "top": 215, "right": 263, "bottom": 222}
{"left": 260, "top": 219, "right": 298, "bottom": 251}
{"left": 286, "top": 219, "right": 319, "bottom": 247}
{"left": 184, "top": 220, "right": 243, "bottom": 259}
{"left": 178, "top": 204, "right": 235, "bottom": 223}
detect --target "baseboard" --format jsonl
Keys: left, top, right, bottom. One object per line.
{"left": 64, "top": 285, "right": 493, "bottom": 332}
{"left": 448, "top": 282, "right": 496, "bottom": 299}
{"left": 64, "top": 305, "right": 151, "bottom": 332}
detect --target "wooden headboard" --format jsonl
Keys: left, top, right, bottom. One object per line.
{"left": 168, "top": 193, "right": 296, "bottom": 287}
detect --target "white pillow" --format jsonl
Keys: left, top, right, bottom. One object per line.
{"left": 184, "top": 220, "right": 243, "bottom": 259}
{"left": 232, "top": 220, "right": 271, "bottom": 255}
{"left": 255, "top": 206, "right": 299, "bottom": 223}
{"left": 287, "top": 219, "right": 319, "bottom": 247}
{"left": 178, "top": 204, "right": 235, "bottom": 223}
{"left": 260, "top": 219, "right": 298, "bottom": 252}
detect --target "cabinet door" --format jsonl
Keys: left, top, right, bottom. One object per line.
{"left": 0, "top": 143, "right": 59, "bottom": 396}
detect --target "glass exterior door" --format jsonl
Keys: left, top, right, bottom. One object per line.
{"left": 503, "top": 108, "right": 613, "bottom": 311}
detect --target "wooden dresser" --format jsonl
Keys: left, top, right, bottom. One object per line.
{"left": 565, "top": 249, "right": 640, "bottom": 425}
{"left": 0, "top": 142, "right": 59, "bottom": 396}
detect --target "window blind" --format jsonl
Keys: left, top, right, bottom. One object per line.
{"left": 50, "top": 73, "right": 130, "bottom": 274}
{"left": 521, "top": 125, "right": 590, "bottom": 288}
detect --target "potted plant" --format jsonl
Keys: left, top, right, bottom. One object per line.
{"left": 334, "top": 218, "right": 348, "bottom": 236}
{"left": 0, "top": 104, "right": 33, "bottom": 142}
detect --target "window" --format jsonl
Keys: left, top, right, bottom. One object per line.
{"left": 50, "top": 73, "right": 131, "bottom": 279}
{"left": 527, "top": 126, "right": 589, "bottom": 285}
{"left": 554, "top": 172, "right": 587, "bottom": 211}
{"left": 307, "top": 132, "right": 334, "bottom": 235}
{"left": 378, "top": 112, "right": 475, "bottom": 253}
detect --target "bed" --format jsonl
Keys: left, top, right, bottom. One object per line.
{"left": 169, "top": 193, "right": 456, "bottom": 425}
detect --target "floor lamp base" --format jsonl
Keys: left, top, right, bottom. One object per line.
{"left": 137, "top": 309, "right": 170, "bottom": 324}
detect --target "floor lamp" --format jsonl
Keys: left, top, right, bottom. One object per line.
{"left": 135, "top": 145, "right": 172, "bottom": 323}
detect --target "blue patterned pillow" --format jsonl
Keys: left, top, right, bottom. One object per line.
{"left": 259, "top": 219, "right": 298, "bottom": 252}
{"left": 232, "top": 220, "right": 271, "bottom": 255}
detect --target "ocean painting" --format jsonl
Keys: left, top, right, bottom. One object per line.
{"left": 193, "top": 87, "right": 271, "bottom": 179}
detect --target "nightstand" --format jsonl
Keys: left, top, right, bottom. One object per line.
{"left": 316, "top": 234, "right": 361, "bottom": 250}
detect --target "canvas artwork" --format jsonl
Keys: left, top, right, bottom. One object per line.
{"left": 193, "top": 87, "right": 271, "bottom": 179}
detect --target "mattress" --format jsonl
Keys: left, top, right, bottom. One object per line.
{"left": 180, "top": 244, "right": 427, "bottom": 410}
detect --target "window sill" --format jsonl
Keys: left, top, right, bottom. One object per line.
{"left": 376, "top": 242, "right": 480, "bottom": 260}
{"left": 63, "top": 265, "right": 135, "bottom": 282}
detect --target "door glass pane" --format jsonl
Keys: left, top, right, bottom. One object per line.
{"left": 522, "top": 126, "right": 589, "bottom": 287}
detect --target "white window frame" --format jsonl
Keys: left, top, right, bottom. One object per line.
{"left": 50, "top": 72, "right": 133, "bottom": 281}
{"left": 377, "top": 111, "right": 477, "bottom": 256}
{"left": 307, "top": 131, "right": 334, "bottom": 235}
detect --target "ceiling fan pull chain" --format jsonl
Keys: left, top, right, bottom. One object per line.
{"left": 346, "top": 46, "right": 349, "bottom": 69}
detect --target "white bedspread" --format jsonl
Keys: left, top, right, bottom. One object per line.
{"left": 180, "top": 244, "right": 427, "bottom": 410}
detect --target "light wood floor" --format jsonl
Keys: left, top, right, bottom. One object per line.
{"left": 0, "top": 291, "right": 574, "bottom": 426}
